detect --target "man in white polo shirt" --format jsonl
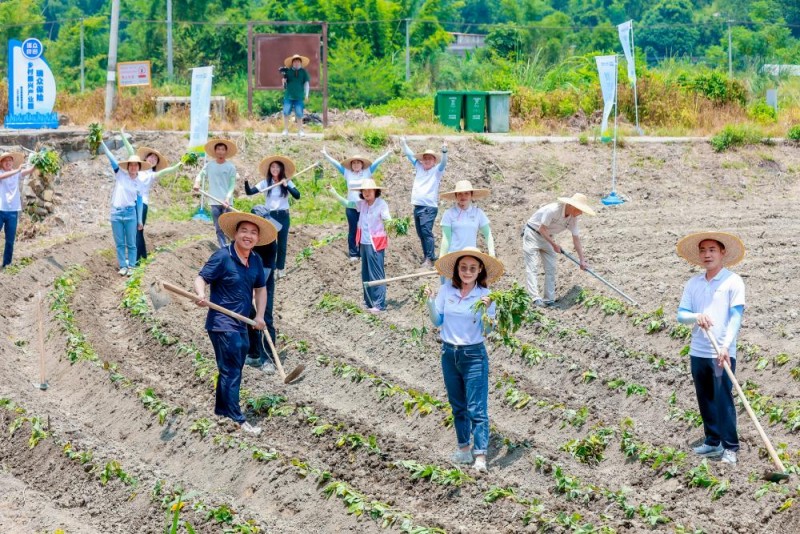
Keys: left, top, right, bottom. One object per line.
{"left": 676, "top": 231, "right": 746, "bottom": 465}
{"left": 522, "top": 193, "right": 596, "bottom": 306}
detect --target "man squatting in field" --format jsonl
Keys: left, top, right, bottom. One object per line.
{"left": 195, "top": 212, "right": 277, "bottom": 436}
{"left": 676, "top": 232, "right": 746, "bottom": 465}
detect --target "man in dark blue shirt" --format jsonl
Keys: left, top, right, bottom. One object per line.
{"left": 194, "top": 212, "right": 276, "bottom": 435}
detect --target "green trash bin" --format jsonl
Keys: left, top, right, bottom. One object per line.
{"left": 434, "top": 91, "right": 464, "bottom": 130}
{"left": 487, "top": 91, "right": 512, "bottom": 133}
{"left": 463, "top": 91, "right": 488, "bottom": 133}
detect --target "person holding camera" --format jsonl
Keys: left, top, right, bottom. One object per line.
{"left": 282, "top": 54, "right": 310, "bottom": 137}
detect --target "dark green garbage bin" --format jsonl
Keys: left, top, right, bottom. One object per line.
{"left": 434, "top": 91, "right": 464, "bottom": 130}
{"left": 463, "top": 91, "right": 488, "bottom": 133}
{"left": 487, "top": 91, "right": 512, "bottom": 133}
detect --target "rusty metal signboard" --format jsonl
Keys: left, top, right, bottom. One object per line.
{"left": 255, "top": 34, "right": 321, "bottom": 90}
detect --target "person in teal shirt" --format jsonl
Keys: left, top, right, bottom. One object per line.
{"left": 193, "top": 139, "right": 239, "bottom": 248}
{"left": 282, "top": 54, "right": 311, "bottom": 137}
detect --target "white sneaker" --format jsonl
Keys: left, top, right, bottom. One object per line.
{"left": 693, "top": 443, "right": 724, "bottom": 457}
{"left": 261, "top": 362, "right": 276, "bottom": 375}
{"left": 240, "top": 421, "right": 262, "bottom": 436}
{"left": 299, "top": 129, "right": 305, "bottom": 137}
{"left": 275, "top": 269, "right": 285, "bottom": 280}
{"left": 282, "top": 129, "right": 288, "bottom": 137}
{"left": 349, "top": 257, "right": 360, "bottom": 263}
{"left": 421, "top": 259, "right": 433, "bottom": 269}
{"left": 473, "top": 456, "right": 487, "bottom": 472}
{"left": 720, "top": 449, "right": 737, "bottom": 464}
{"left": 118, "top": 267, "right": 128, "bottom": 276}
{"left": 451, "top": 449, "right": 473, "bottom": 464}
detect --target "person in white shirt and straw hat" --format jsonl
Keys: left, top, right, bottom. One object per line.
{"left": 321, "top": 146, "right": 392, "bottom": 262}
{"left": 0, "top": 151, "right": 36, "bottom": 269}
{"left": 193, "top": 138, "right": 239, "bottom": 249}
{"left": 424, "top": 247, "right": 504, "bottom": 473}
{"left": 439, "top": 180, "right": 495, "bottom": 257}
{"left": 282, "top": 53, "right": 311, "bottom": 137}
{"left": 522, "top": 193, "right": 596, "bottom": 306}
{"left": 676, "top": 231, "right": 746, "bottom": 465}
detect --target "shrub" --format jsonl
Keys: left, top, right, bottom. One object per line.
{"left": 361, "top": 128, "right": 389, "bottom": 149}
{"left": 748, "top": 102, "right": 777, "bottom": 124}
{"left": 710, "top": 124, "right": 764, "bottom": 152}
{"left": 367, "top": 97, "right": 432, "bottom": 126}
{"left": 788, "top": 125, "right": 800, "bottom": 141}
{"left": 677, "top": 70, "right": 747, "bottom": 106}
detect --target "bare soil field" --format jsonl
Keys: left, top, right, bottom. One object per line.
{"left": 0, "top": 132, "right": 798, "bottom": 533}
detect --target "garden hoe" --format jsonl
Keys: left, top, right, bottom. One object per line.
{"left": 704, "top": 327, "right": 790, "bottom": 483}
{"left": 364, "top": 270, "right": 438, "bottom": 288}
{"left": 155, "top": 282, "right": 304, "bottom": 384}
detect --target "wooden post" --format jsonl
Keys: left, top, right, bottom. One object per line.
{"left": 322, "top": 22, "right": 329, "bottom": 127}
{"left": 247, "top": 22, "right": 254, "bottom": 117}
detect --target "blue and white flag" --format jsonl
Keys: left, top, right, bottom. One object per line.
{"left": 595, "top": 55, "right": 617, "bottom": 141}
{"left": 617, "top": 21, "right": 636, "bottom": 84}
{"left": 189, "top": 66, "right": 214, "bottom": 151}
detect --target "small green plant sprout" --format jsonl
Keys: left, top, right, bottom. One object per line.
{"left": 552, "top": 466, "right": 591, "bottom": 502}
{"left": 562, "top": 406, "right": 590, "bottom": 429}
{"left": 30, "top": 147, "right": 62, "bottom": 178}
{"left": 139, "top": 388, "right": 180, "bottom": 425}
{"left": 607, "top": 378, "right": 625, "bottom": 390}
{"left": 484, "top": 486, "right": 517, "bottom": 503}
{"left": 206, "top": 504, "right": 235, "bottom": 524}
{"left": 100, "top": 460, "right": 136, "bottom": 486}
{"left": 774, "top": 353, "right": 791, "bottom": 367}
{"left": 625, "top": 383, "right": 648, "bottom": 397}
{"left": 687, "top": 460, "right": 719, "bottom": 489}
{"left": 251, "top": 447, "right": 279, "bottom": 462}
{"left": 561, "top": 427, "right": 615, "bottom": 465}
{"left": 638, "top": 503, "right": 669, "bottom": 526}
{"left": 581, "top": 370, "right": 598, "bottom": 384}
{"left": 395, "top": 460, "right": 474, "bottom": 487}
{"left": 245, "top": 394, "right": 287, "bottom": 415}
{"left": 87, "top": 123, "right": 103, "bottom": 156}
{"left": 495, "top": 374, "right": 532, "bottom": 410}
{"left": 385, "top": 216, "right": 410, "bottom": 237}
{"left": 190, "top": 417, "right": 214, "bottom": 438}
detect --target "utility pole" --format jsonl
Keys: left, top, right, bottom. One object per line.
{"left": 104, "top": 0, "right": 121, "bottom": 121}
{"left": 727, "top": 20, "right": 733, "bottom": 77}
{"left": 166, "top": 0, "right": 174, "bottom": 80}
{"left": 405, "top": 19, "right": 410, "bottom": 82}
{"left": 80, "top": 18, "right": 85, "bottom": 93}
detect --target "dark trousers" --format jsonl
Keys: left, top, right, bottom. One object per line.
{"left": 361, "top": 243, "right": 386, "bottom": 310}
{"left": 413, "top": 205, "right": 438, "bottom": 261}
{"left": 0, "top": 210, "right": 19, "bottom": 267}
{"left": 136, "top": 203, "right": 149, "bottom": 262}
{"left": 691, "top": 356, "right": 739, "bottom": 452}
{"left": 270, "top": 210, "right": 291, "bottom": 270}
{"left": 345, "top": 207, "right": 360, "bottom": 258}
{"left": 248, "top": 267, "right": 277, "bottom": 363}
{"left": 208, "top": 330, "right": 249, "bottom": 424}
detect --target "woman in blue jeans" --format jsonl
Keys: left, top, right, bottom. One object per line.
{"left": 244, "top": 155, "right": 300, "bottom": 280}
{"left": 425, "top": 247, "right": 504, "bottom": 472}
{"left": 100, "top": 141, "right": 150, "bottom": 275}
{"left": 0, "top": 151, "right": 35, "bottom": 269}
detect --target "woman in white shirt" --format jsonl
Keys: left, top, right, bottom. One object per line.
{"left": 0, "top": 151, "right": 35, "bottom": 269}
{"left": 328, "top": 179, "right": 391, "bottom": 313}
{"left": 425, "top": 247, "right": 504, "bottom": 472}
{"left": 244, "top": 155, "right": 300, "bottom": 279}
{"left": 439, "top": 180, "right": 495, "bottom": 257}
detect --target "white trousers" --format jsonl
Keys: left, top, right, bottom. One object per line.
{"left": 522, "top": 228, "right": 558, "bottom": 301}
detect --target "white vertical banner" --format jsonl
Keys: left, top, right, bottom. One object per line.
{"left": 188, "top": 66, "right": 214, "bottom": 151}
{"left": 617, "top": 21, "right": 636, "bottom": 83}
{"left": 595, "top": 55, "right": 617, "bottom": 141}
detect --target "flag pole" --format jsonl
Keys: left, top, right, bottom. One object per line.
{"left": 631, "top": 24, "right": 643, "bottom": 135}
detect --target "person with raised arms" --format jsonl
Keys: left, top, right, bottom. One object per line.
{"left": 0, "top": 151, "right": 35, "bottom": 270}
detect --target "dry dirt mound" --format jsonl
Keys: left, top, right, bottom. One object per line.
{"left": 1, "top": 133, "right": 799, "bottom": 533}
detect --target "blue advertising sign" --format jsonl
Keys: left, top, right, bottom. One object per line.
{"left": 5, "top": 38, "right": 59, "bottom": 129}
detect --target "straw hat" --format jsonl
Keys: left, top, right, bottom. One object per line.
{"left": 435, "top": 247, "right": 505, "bottom": 285}
{"left": 119, "top": 155, "right": 153, "bottom": 172}
{"left": 557, "top": 193, "right": 597, "bottom": 216}
{"left": 676, "top": 231, "right": 745, "bottom": 268}
{"left": 415, "top": 149, "right": 440, "bottom": 164}
{"left": 204, "top": 138, "right": 238, "bottom": 158}
{"left": 440, "top": 180, "right": 490, "bottom": 201}
{"left": 258, "top": 155, "right": 296, "bottom": 178}
{"left": 284, "top": 54, "right": 310, "bottom": 68}
{"left": 341, "top": 155, "right": 373, "bottom": 169}
{"left": 0, "top": 152, "right": 24, "bottom": 168}
{"left": 136, "top": 147, "right": 169, "bottom": 172}
{"left": 218, "top": 212, "right": 278, "bottom": 247}
{"left": 351, "top": 178, "right": 382, "bottom": 191}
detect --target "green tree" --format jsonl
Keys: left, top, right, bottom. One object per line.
{"left": 638, "top": 0, "right": 699, "bottom": 59}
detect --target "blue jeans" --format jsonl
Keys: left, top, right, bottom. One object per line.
{"left": 441, "top": 342, "right": 489, "bottom": 455}
{"left": 270, "top": 210, "right": 290, "bottom": 270}
{"left": 361, "top": 243, "right": 386, "bottom": 310}
{"left": 691, "top": 356, "right": 739, "bottom": 451}
{"left": 110, "top": 206, "right": 138, "bottom": 269}
{"left": 211, "top": 204, "right": 230, "bottom": 248}
{"left": 208, "top": 330, "right": 249, "bottom": 424}
{"left": 248, "top": 267, "right": 277, "bottom": 363}
{"left": 0, "top": 210, "right": 19, "bottom": 267}
{"left": 282, "top": 97, "right": 304, "bottom": 117}
{"left": 136, "top": 203, "right": 149, "bottom": 262}
{"left": 413, "top": 205, "right": 438, "bottom": 262}
{"left": 345, "top": 207, "right": 360, "bottom": 258}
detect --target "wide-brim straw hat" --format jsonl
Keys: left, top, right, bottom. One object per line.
{"left": 136, "top": 147, "right": 169, "bottom": 172}
{"left": 218, "top": 212, "right": 278, "bottom": 247}
{"left": 204, "top": 138, "right": 238, "bottom": 158}
{"left": 435, "top": 247, "right": 504, "bottom": 285}
{"left": 676, "top": 231, "right": 746, "bottom": 268}
{"left": 119, "top": 155, "right": 153, "bottom": 172}
{"left": 284, "top": 54, "right": 310, "bottom": 68}
{"left": 557, "top": 193, "right": 597, "bottom": 216}
{"left": 415, "top": 149, "right": 440, "bottom": 164}
{"left": 258, "top": 155, "right": 296, "bottom": 178}
{"left": 441, "top": 180, "right": 490, "bottom": 201}
{"left": 0, "top": 152, "right": 24, "bottom": 168}
{"left": 351, "top": 178, "right": 382, "bottom": 191}
{"left": 341, "top": 155, "right": 373, "bottom": 169}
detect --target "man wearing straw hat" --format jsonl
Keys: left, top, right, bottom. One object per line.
{"left": 194, "top": 211, "right": 277, "bottom": 436}
{"left": 522, "top": 193, "right": 596, "bottom": 306}
{"left": 282, "top": 54, "right": 311, "bottom": 137}
{"left": 193, "top": 138, "right": 239, "bottom": 248}
{"left": 0, "top": 151, "right": 35, "bottom": 269}
{"left": 676, "top": 231, "right": 746, "bottom": 465}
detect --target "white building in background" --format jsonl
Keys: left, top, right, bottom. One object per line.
{"left": 762, "top": 64, "right": 800, "bottom": 76}
{"left": 448, "top": 33, "right": 486, "bottom": 55}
